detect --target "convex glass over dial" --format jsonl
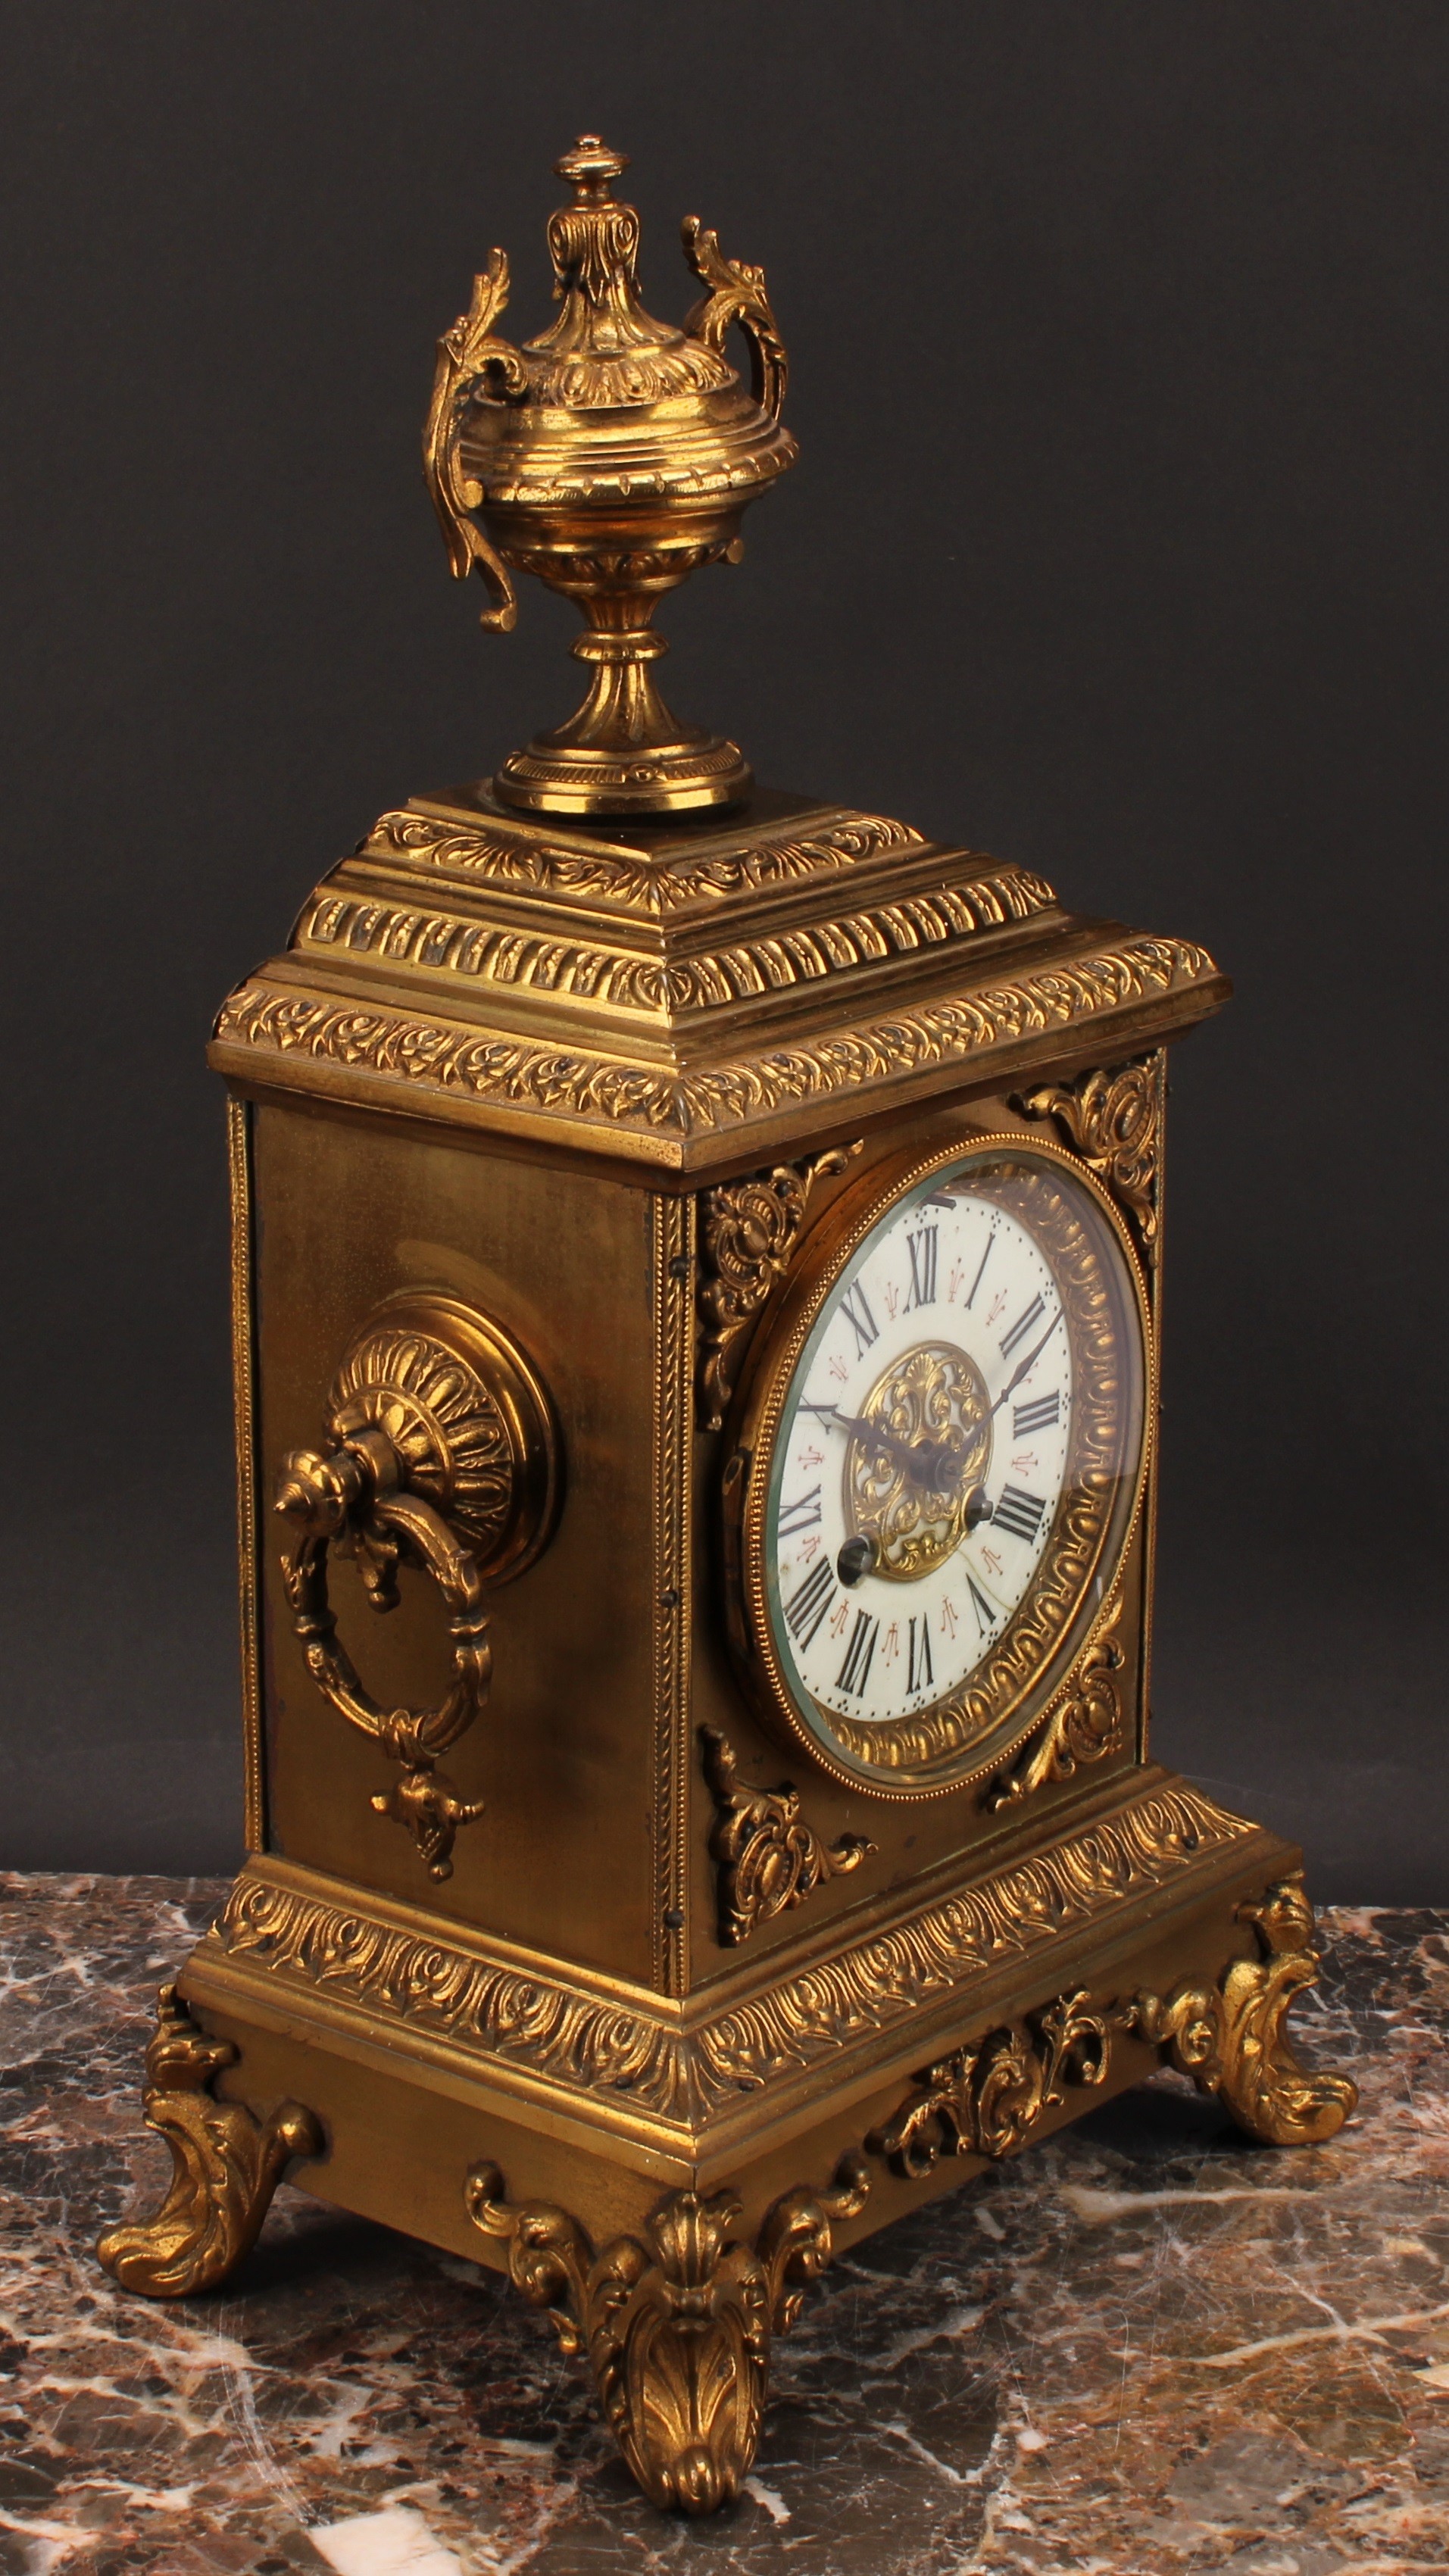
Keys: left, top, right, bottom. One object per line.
{"left": 734, "top": 1139, "right": 1151, "bottom": 1794}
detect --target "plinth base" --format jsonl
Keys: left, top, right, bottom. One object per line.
{"left": 95, "top": 1767, "right": 1357, "bottom": 2515}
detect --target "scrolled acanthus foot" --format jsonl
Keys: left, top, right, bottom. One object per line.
{"left": 96, "top": 1984, "right": 321, "bottom": 2297}
{"left": 1131, "top": 1874, "right": 1358, "bottom": 2146}
{"left": 464, "top": 2152, "right": 869, "bottom": 2513}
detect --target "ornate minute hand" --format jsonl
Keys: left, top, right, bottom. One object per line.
{"left": 982, "top": 1310, "right": 1065, "bottom": 1423}
{"left": 825, "top": 1307, "right": 1063, "bottom": 1466}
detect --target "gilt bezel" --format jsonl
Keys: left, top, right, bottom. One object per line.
{"left": 725, "top": 1129, "right": 1156, "bottom": 1798}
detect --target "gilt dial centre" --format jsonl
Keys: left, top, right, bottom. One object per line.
{"left": 844, "top": 1339, "right": 993, "bottom": 1582}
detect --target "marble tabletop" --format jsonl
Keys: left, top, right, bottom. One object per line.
{"left": 2, "top": 1872, "right": 1446, "bottom": 2575}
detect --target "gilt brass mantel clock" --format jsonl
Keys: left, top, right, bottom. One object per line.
{"left": 99, "top": 138, "right": 1357, "bottom": 2515}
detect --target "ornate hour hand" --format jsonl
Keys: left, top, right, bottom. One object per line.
{"left": 827, "top": 1406, "right": 979, "bottom": 1500}
{"left": 829, "top": 1407, "right": 933, "bottom": 1474}
{"left": 820, "top": 1305, "right": 1064, "bottom": 1590}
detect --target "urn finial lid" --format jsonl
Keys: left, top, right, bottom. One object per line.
{"left": 421, "top": 139, "right": 798, "bottom": 818}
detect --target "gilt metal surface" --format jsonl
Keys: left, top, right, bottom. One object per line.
{"left": 1132, "top": 1873, "right": 1361, "bottom": 2147}
{"left": 700, "top": 1724, "right": 875, "bottom": 1947}
{"left": 464, "top": 2154, "right": 869, "bottom": 2516}
{"left": 95, "top": 1984, "right": 319, "bottom": 2297}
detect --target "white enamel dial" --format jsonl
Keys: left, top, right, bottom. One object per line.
{"left": 770, "top": 1185, "right": 1070, "bottom": 1724}
{"left": 740, "top": 1141, "right": 1149, "bottom": 1794}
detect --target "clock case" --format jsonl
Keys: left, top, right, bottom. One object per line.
{"left": 100, "top": 773, "right": 1357, "bottom": 2509}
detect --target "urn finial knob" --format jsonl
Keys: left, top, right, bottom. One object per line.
{"left": 422, "top": 140, "right": 798, "bottom": 818}
{"left": 553, "top": 133, "right": 629, "bottom": 195}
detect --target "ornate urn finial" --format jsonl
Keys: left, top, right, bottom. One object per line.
{"left": 422, "top": 137, "right": 797, "bottom": 818}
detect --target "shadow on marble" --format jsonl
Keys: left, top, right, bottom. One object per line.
{"left": 2, "top": 1874, "right": 1447, "bottom": 2574}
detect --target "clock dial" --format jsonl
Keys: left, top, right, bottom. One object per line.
{"left": 736, "top": 1140, "right": 1150, "bottom": 1794}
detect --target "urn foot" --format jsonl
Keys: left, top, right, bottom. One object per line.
{"left": 489, "top": 606, "right": 752, "bottom": 818}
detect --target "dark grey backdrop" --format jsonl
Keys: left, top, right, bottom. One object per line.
{"left": 4, "top": 2, "right": 1445, "bottom": 1894}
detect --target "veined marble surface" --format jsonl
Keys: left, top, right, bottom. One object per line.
{"left": 1, "top": 1875, "right": 1447, "bottom": 2575}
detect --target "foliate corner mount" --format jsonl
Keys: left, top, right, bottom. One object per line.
{"left": 697, "top": 1143, "right": 862, "bottom": 1431}
{"left": 701, "top": 1725, "right": 875, "bottom": 1945}
{"left": 1015, "top": 1055, "right": 1163, "bottom": 1263}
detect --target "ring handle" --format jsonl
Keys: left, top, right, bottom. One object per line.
{"left": 273, "top": 1295, "right": 561, "bottom": 1880}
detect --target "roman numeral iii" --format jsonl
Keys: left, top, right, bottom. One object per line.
{"left": 1012, "top": 1391, "right": 1060, "bottom": 1438}
{"left": 992, "top": 1483, "right": 1047, "bottom": 1543}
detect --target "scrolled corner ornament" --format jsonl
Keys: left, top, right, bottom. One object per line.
{"left": 1130, "top": 1873, "right": 1358, "bottom": 2147}
{"left": 698, "top": 1141, "right": 862, "bottom": 1429}
{"left": 273, "top": 1293, "right": 559, "bottom": 1880}
{"left": 701, "top": 1726, "right": 875, "bottom": 1947}
{"left": 96, "top": 1985, "right": 320, "bottom": 2297}
{"left": 985, "top": 1594, "right": 1127, "bottom": 1810}
{"left": 869, "top": 1987, "right": 1118, "bottom": 2181}
{"left": 1016, "top": 1054, "right": 1163, "bottom": 1258}
{"left": 465, "top": 2152, "right": 870, "bottom": 2515}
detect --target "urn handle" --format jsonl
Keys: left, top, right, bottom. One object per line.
{"left": 273, "top": 1294, "right": 560, "bottom": 1880}
{"left": 422, "top": 249, "right": 529, "bottom": 632}
{"left": 681, "top": 217, "right": 789, "bottom": 423}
